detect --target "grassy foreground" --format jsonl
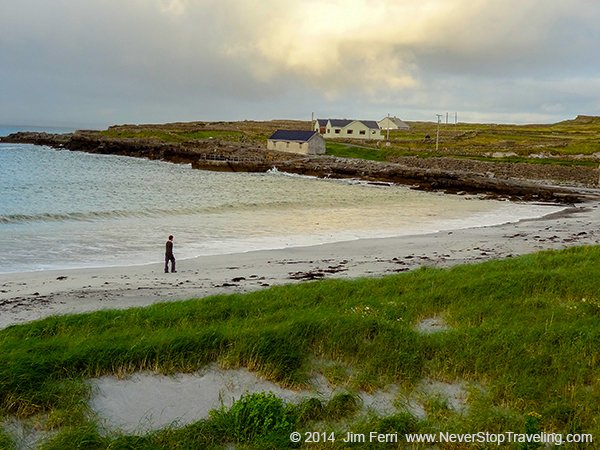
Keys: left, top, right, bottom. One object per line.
{"left": 1, "top": 246, "right": 599, "bottom": 449}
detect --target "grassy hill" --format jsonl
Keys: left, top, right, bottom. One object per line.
{"left": 1, "top": 246, "right": 599, "bottom": 449}
{"left": 97, "top": 116, "right": 600, "bottom": 168}
{"left": 329, "top": 117, "right": 600, "bottom": 166}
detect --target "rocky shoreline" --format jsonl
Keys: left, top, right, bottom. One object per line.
{"left": 2, "top": 131, "right": 599, "bottom": 203}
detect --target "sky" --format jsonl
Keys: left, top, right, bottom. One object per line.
{"left": 1, "top": 0, "right": 599, "bottom": 128}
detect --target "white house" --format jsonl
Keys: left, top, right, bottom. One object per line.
{"left": 314, "top": 119, "right": 384, "bottom": 140}
{"left": 267, "top": 130, "right": 326, "bottom": 155}
{"left": 378, "top": 116, "right": 410, "bottom": 131}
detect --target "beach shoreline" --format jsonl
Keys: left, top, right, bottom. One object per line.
{"left": 2, "top": 199, "right": 599, "bottom": 330}
{"left": 2, "top": 131, "right": 596, "bottom": 204}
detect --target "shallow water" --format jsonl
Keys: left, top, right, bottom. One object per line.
{"left": 0, "top": 144, "right": 564, "bottom": 273}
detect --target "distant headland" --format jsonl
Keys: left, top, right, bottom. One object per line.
{"left": 2, "top": 117, "right": 600, "bottom": 204}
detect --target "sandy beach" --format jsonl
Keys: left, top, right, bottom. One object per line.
{"left": 2, "top": 199, "right": 599, "bottom": 331}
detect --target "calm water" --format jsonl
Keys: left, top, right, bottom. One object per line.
{"left": 0, "top": 143, "right": 564, "bottom": 273}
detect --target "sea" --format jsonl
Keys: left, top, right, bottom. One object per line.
{"left": 0, "top": 125, "right": 565, "bottom": 274}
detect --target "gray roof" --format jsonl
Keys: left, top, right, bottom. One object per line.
{"left": 321, "top": 119, "right": 380, "bottom": 129}
{"left": 268, "top": 130, "right": 318, "bottom": 142}
{"left": 382, "top": 116, "right": 410, "bottom": 128}
{"left": 328, "top": 119, "right": 354, "bottom": 128}
{"left": 360, "top": 120, "right": 380, "bottom": 130}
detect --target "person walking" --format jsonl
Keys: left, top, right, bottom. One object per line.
{"left": 165, "top": 235, "right": 176, "bottom": 273}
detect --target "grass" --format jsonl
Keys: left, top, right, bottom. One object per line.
{"left": 99, "top": 128, "right": 245, "bottom": 143}
{"left": 326, "top": 117, "right": 600, "bottom": 167}
{"left": 1, "top": 246, "right": 599, "bottom": 448}
{"left": 326, "top": 142, "right": 394, "bottom": 161}
{"left": 0, "top": 428, "right": 15, "bottom": 450}
{"left": 95, "top": 119, "right": 312, "bottom": 147}
{"left": 326, "top": 141, "right": 600, "bottom": 166}
{"left": 92, "top": 116, "right": 600, "bottom": 168}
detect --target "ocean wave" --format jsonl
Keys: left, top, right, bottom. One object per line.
{"left": 266, "top": 167, "right": 318, "bottom": 180}
{"left": 0, "top": 200, "right": 319, "bottom": 224}
{"left": 0, "top": 210, "right": 148, "bottom": 224}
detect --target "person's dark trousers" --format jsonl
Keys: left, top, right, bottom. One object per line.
{"left": 165, "top": 255, "right": 176, "bottom": 273}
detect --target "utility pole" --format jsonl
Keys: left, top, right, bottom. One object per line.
{"left": 386, "top": 113, "right": 390, "bottom": 141}
{"left": 436, "top": 114, "right": 443, "bottom": 152}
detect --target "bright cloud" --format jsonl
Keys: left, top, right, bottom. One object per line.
{"left": 191, "top": 0, "right": 600, "bottom": 111}
{"left": 160, "top": 0, "right": 189, "bottom": 16}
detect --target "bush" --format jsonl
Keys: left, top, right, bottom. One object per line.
{"left": 211, "top": 392, "right": 296, "bottom": 444}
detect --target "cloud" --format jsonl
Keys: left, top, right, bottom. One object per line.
{"left": 188, "top": 0, "right": 600, "bottom": 124}
{"left": 160, "top": 0, "right": 189, "bottom": 16}
{"left": 214, "top": 0, "right": 599, "bottom": 87}
{"left": 211, "top": 0, "right": 425, "bottom": 93}
{"left": 0, "top": 0, "right": 599, "bottom": 125}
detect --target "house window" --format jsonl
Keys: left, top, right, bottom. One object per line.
{"left": 359, "top": 130, "right": 366, "bottom": 135}
{"left": 371, "top": 130, "right": 376, "bottom": 134}
{"left": 347, "top": 129, "right": 353, "bottom": 134}
{"left": 335, "top": 129, "right": 341, "bottom": 134}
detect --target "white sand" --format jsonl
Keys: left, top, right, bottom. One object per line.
{"left": 90, "top": 365, "right": 312, "bottom": 434}
{"left": 1, "top": 200, "right": 599, "bottom": 331}
{"left": 88, "top": 364, "right": 401, "bottom": 434}
{"left": 2, "top": 199, "right": 600, "bottom": 440}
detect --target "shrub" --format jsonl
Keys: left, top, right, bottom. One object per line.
{"left": 210, "top": 392, "right": 295, "bottom": 444}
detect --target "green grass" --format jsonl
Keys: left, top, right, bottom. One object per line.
{"left": 326, "top": 118, "right": 600, "bottom": 166}
{"left": 326, "top": 141, "right": 599, "bottom": 167}
{"left": 325, "top": 142, "right": 439, "bottom": 161}
{"left": 1, "top": 246, "right": 600, "bottom": 448}
{"left": 92, "top": 117, "right": 600, "bottom": 170}
{"left": 0, "top": 428, "right": 15, "bottom": 450}
{"left": 99, "top": 129, "right": 245, "bottom": 143}
{"left": 326, "top": 142, "right": 390, "bottom": 161}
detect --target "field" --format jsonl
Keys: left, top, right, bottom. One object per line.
{"left": 1, "top": 246, "right": 599, "bottom": 449}
{"left": 98, "top": 116, "right": 600, "bottom": 168}
{"left": 327, "top": 117, "right": 600, "bottom": 167}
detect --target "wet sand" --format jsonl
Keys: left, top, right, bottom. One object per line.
{"left": 2, "top": 200, "right": 599, "bottom": 331}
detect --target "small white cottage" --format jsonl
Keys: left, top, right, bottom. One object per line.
{"left": 378, "top": 116, "right": 410, "bottom": 131}
{"left": 267, "top": 130, "right": 326, "bottom": 155}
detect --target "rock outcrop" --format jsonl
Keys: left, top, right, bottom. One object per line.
{"left": 2, "top": 131, "right": 597, "bottom": 204}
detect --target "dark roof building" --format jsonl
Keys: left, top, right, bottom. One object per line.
{"left": 328, "top": 119, "right": 354, "bottom": 128}
{"left": 268, "top": 130, "right": 319, "bottom": 142}
{"left": 360, "top": 120, "right": 380, "bottom": 129}
{"left": 267, "top": 130, "right": 326, "bottom": 155}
